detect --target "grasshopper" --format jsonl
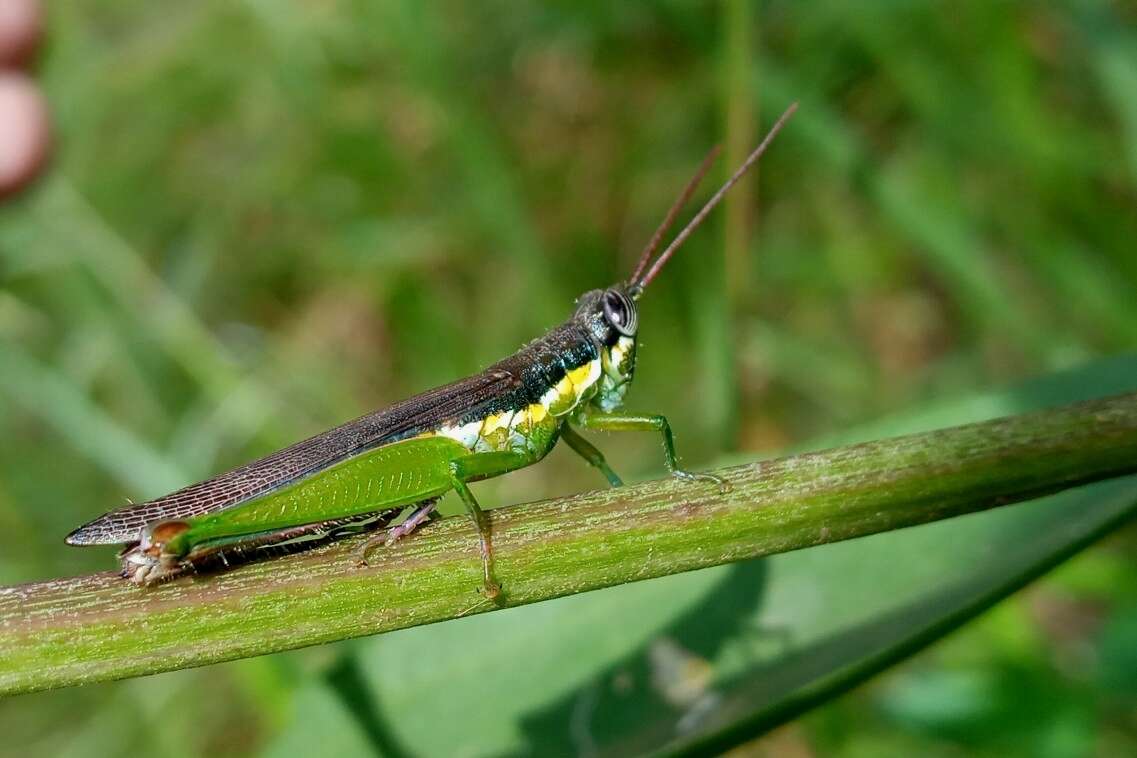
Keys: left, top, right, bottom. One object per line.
{"left": 67, "top": 103, "right": 797, "bottom": 597}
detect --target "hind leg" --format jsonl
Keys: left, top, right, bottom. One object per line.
{"left": 447, "top": 451, "right": 534, "bottom": 601}
{"left": 356, "top": 498, "right": 441, "bottom": 565}
{"left": 122, "top": 509, "right": 400, "bottom": 585}
{"left": 384, "top": 499, "right": 440, "bottom": 545}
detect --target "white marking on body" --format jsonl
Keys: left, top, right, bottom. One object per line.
{"left": 606, "top": 336, "right": 633, "bottom": 376}
{"left": 507, "top": 406, "right": 536, "bottom": 449}
{"left": 437, "top": 420, "right": 482, "bottom": 450}
{"left": 540, "top": 382, "right": 563, "bottom": 408}
{"left": 509, "top": 405, "right": 529, "bottom": 432}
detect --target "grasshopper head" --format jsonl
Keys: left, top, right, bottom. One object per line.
{"left": 574, "top": 286, "right": 639, "bottom": 412}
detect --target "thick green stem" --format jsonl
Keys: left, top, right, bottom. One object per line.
{"left": 2, "top": 393, "right": 1136, "bottom": 695}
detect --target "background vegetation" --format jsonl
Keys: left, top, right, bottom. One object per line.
{"left": 1, "top": 1, "right": 1136, "bottom": 755}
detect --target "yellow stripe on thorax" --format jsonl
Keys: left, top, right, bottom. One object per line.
{"left": 424, "top": 358, "right": 599, "bottom": 455}
{"left": 543, "top": 358, "right": 601, "bottom": 417}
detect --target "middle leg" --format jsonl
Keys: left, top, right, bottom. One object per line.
{"left": 574, "top": 409, "right": 730, "bottom": 493}
{"left": 561, "top": 424, "right": 624, "bottom": 487}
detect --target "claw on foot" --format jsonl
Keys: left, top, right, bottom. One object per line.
{"left": 355, "top": 535, "right": 384, "bottom": 567}
{"left": 671, "top": 469, "right": 732, "bottom": 495}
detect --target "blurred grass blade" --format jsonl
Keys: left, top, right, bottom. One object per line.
{"left": 0, "top": 342, "right": 185, "bottom": 494}
{"left": 6, "top": 179, "right": 288, "bottom": 446}
{"left": 662, "top": 477, "right": 1137, "bottom": 755}
{"left": 634, "top": 355, "right": 1137, "bottom": 755}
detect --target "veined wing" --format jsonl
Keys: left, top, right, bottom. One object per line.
{"left": 66, "top": 368, "right": 519, "bottom": 545}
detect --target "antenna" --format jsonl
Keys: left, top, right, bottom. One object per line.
{"left": 633, "top": 101, "right": 798, "bottom": 292}
{"left": 628, "top": 145, "right": 721, "bottom": 285}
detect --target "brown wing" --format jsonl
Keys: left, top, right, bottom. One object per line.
{"left": 66, "top": 369, "right": 519, "bottom": 545}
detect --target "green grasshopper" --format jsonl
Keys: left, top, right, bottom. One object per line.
{"left": 66, "top": 103, "right": 797, "bottom": 597}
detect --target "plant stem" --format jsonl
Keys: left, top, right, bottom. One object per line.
{"left": 3, "top": 393, "right": 1136, "bottom": 695}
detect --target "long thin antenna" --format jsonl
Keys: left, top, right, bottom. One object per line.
{"left": 635, "top": 101, "right": 798, "bottom": 291}
{"left": 628, "top": 145, "right": 722, "bottom": 285}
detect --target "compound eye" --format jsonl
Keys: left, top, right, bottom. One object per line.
{"left": 602, "top": 290, "right": 637, "bottom": 337}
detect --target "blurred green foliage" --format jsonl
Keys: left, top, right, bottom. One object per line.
{"left": 1, "top": 1, "right": 1136, "bottom": 755}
